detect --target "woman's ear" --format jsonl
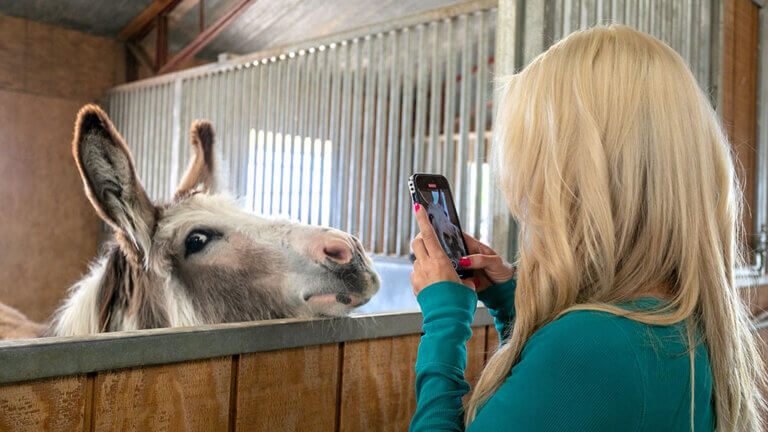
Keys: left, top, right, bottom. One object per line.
{"left": 174, "top": 120, "right": 216, "bottom": 199}
{"left": 72, "top": 104, "right": 157, "bottom": 263}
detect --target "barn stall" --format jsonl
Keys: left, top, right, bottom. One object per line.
{"left": 0, "top": 0, "right": 767, "bottom": 431}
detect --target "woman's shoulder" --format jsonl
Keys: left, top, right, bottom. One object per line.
{"left": 523, "top": 307, "right": 647, "bottom": 364}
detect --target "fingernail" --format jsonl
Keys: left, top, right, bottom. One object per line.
{"left": 473, "top": 278, "right": 481, "bottom": 287}
{"left": 414, "top": 203, "right": 420, "bottom": 212}
{"left": 458, "top": 257, "right": 471, "bottom": 267}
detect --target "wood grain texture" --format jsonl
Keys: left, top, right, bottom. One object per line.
{"left": 485, "top": 325, "right": 500, "bottom": 362}
{"left": 0, "top": 376, "right": 87, "bottom": 432}
{"left": 235, "top": 345, "right": 340, "bottom": 432}
{"left": 721, "top": 0, "right": 760, "bottom": 241}
{"left": 0, "top": 89, "right": 101, "bottom": 323}
{"left": 91, "top": 357, "right": 231, "bottom": 432}
{"left": 464, "top": 326, "right": 486, "bottom": 405}
{"left": 0, "top": 13, "right": 127, "bottom": 323}
{"left": 339, "top": 334, "right": 420, "bottom": 432}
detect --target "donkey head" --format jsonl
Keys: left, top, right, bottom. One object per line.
{"left": 59, "top": 105, "right": 378, "bottom": 334}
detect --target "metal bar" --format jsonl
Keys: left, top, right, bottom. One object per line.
{"left": 336, "top": 42, "right": 353, "bottom": 230}
{"left": 457, "top": 14, "right": 473, "bottom": 226}
{"left": 299, "top": 52, "right": 314, "bottom": 223}
{"left": 149, "top": 85, "right": 159, "bottom": 198}
{"left": 474, "top": 11, "right": 489, "bottom": 238}
{"left": 234, "top": 68, "right": 247, "bottom": 197}
{"left": 360, "top": 36, "right": 377, "bottom": 246}
{"left": 427, "top": 21, "right": 443, "bottom": 173}
{"left": 347, "top": 39, "right": 364, "bottom": 234}
{"left": 279, "top": 55, "right": 293, "bottom": 215}
{"left": 224, "top": 70, "right": 236, "bottom": 194}
{"left": 157, "top": 85, "right": 167, "bottom": 200}
{"left": 442, "top": 18, "right": 457, "bottom": 183}
{"left": 326, "top": 46, "right": 341, "bottom": 227}
{"left": 317, "top": 47, "right": 331, "bottom": 225}
{"left": 110, "top": 0, "right": 499, "bottom": 91}
{"left": 383, "top": 30, "right": 402, "bottom": 255}
{"left": 411, "top": 24, "right": 429, "bottom": 240}
{"left": 248, "top": 64, "right": 260, "bottom": 210}
{"left": 170, "top": 79, "right": 184, "bottom": 195}
{"left": 260, "top": 61, "right": 273, "bottom": 215}
{"left": 272, "top": 58, "right": 285, "bottom": 213}
{"left": 492, "top": 0, "right": 516, "bottom": 260}
{"left": 308, "top": 49, "right": 321, "bottom": 224}
{"left": 754, "top": 6, "right": 768, "bottom": 239}
{"left": 0, "top": 308, "right": 494, "bottom": 386}
{"left": 371, "top": 33, "right": 389, "bottom": 252}
{"left": 396, "top": 28, "right": 415, "bottom": 256}
{"left": 140, "top": 87, "right": 151, "bottom": 188}
{"left": 288, "top": 53, "right": 301, "bottom": 218}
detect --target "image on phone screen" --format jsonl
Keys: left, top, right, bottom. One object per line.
{"left": 420, "top": 188, "right": 467, "bottom": 263}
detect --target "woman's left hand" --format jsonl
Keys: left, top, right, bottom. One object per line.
{"left": 410, "top": 203, "right": 476, "bottom": 296}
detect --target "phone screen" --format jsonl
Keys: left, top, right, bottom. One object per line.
{"left": 410, "top": 175, "right": 472, "bottom": 278}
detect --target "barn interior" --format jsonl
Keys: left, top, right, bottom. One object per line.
{"left": 0, "top": 0, "right": 767, "bottom": 431}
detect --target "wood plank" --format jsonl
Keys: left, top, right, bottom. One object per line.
{"left": 722, "top": 0, "right": 760, "bottom": 242}
{"left": 0, "top": 376, "right": 87, "bottom": 432}
{"left": 235, "top": 344, "right": 340, "bottom": 432}
{"left": 91, "top": 357, "right": 231, "bottom": 432}
{"left": 339, "top": 329, "right": 485, "bottom": 431}
{"left": 485, "top": 325, "right": 500, "bottom": 362}
{"left": 464, "top": 326, "right": 487, "bottom": 405}
{"left": 158, "top": 0, "right": 259, "bottom": 74}
{"left": 118, "top": 0, "right": 178, "bottom": 41}
{"left": 339, "top": 334, "right": 420, "bottom": 431}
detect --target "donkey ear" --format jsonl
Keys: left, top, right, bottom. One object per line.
{"left": 174, "top": 120, "right": 216, "bottom": 199}
{"left": 73, "top": 104, "right": 156, "bottom": 263}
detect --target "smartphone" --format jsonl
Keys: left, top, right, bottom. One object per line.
{"left": 409, "top": 173, "right": 473, "bottom": 279}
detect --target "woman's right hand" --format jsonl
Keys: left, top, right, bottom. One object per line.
{"left": 458, "top": 234, "right": 516, "bottom": 292}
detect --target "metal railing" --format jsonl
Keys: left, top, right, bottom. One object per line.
{"left": 106, "top": 0, "right": 498, "bottom": 257}
{"left": 104, "top": 0, "right": 719, "bottom": 259}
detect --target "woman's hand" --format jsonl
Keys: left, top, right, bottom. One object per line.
{"left": 457, "top": 233, "right": 516, "bottom": 292}
{"left": 410, "top": 204, "right": 475, "bottom": 296}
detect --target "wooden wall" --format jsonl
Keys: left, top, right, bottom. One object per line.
{"left": 0, "top": 326, "right": 497, "bottom": 432}
{"left": 722, "top": 0, "right": 761, "bottom": 244}
{"left": 0, "top": 14, "right": 126, "bottom": 322}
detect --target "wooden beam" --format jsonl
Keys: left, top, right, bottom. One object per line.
{"left": 158, "top": 0, "right": 259, "bottom": 74}
{"left": 126, "top": 42, "right": 156, "bottom": 73}
{"left": 155, "top": 15, "right": 169, "bottom": 70}
{"left": 118, "top": 0, "right": 178, "bottom": 41}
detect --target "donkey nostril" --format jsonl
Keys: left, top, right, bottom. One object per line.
{"left": 323, "top": 239, "right": 353, "bottom": 264}
{"left": 336, "top": 293, "right": 352, "bottom": 305}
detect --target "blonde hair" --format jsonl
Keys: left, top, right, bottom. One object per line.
{"left": 467, "top": 25, "right": 765, "bottom": 431}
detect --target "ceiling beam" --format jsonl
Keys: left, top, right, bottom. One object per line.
{"left": 118, "top": 0, "right": 182, "bottom": 41}
{"left": 158, "top": 0, "right": 259, "bottom": 74}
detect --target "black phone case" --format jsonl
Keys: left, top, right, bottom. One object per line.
{"left": 408, "top": 174, "right": 474, "bottom": 279}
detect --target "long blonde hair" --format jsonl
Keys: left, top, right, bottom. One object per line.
{"left": 467, "top": 25, "right": 765, "bottom": 431}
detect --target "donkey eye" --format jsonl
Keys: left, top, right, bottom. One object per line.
{"left": 184, "top": 229, "right": 219, "bottom": 257}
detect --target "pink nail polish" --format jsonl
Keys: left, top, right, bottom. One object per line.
{"left": 458, "top": 257, "right": 471, "bottom": 267}
{"left": 414, "top": 203, "right": 420, "bottom": 212}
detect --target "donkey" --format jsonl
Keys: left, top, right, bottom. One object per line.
{"left": 41, "top": 105, "right": 379, "bottom": 337}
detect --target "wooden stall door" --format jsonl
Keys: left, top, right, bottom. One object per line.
{"left": 91, "top": 357, "right": 232, "bottom": 432}
{"left": 235, "top": 344, "right": 340, "bottom": 432}
{"left": 0, "top": 376, "right": 87, "bottom": 432}
{"left": 339, "top": 328, "right": 487, "bottom": 432}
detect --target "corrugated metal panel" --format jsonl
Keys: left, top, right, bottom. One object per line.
{"left": 546, "top": 0, "right": 716, "bottom": 92}
{"left": 104, "top": 0, "right": 718, "bottom": 259}
{"left": 106, "top": 1, "right": 498, "bottom": 257}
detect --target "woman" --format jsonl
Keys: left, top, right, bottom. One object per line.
{"left": 409, "top": 25, "right": 764, "bottom": 431}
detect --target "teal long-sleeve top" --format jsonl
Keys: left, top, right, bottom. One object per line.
{"left": 410, "top": 279, "right": 715, "bottom": 431}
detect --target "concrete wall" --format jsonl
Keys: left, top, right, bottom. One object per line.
{"left": 0, "top": 14, "right": 126, "bottom": 322}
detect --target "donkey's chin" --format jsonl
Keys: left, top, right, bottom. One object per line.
{"left": 304, "top": 293, "right": 369, "bottom": 316}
